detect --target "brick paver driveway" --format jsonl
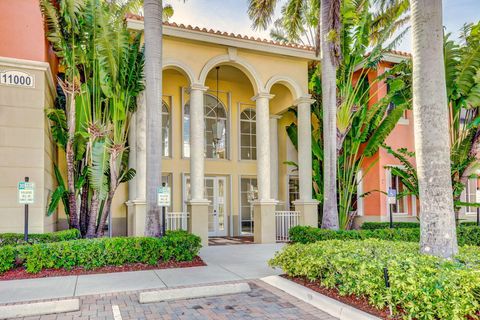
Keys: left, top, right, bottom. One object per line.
{"left": 9, "top": 281, "right": 337, "bottom": 320}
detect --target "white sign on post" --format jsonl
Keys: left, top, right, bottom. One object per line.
{"left": 18, "top": 182, "right": 35, "bottom": 204}
{"left": 387, "top": 188, "right": 397, "bottom": 205}
{"left": 157, "top": 186, "right": 171, "bottom": 207}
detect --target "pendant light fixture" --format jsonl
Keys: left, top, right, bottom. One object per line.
{"left": 212, "top": 66, "right": 224, "bottom": 155}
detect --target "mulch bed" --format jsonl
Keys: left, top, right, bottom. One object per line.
{"left": 282, "top": 275, "right": 403, "bottom": 320}
{"left": 0, "top": 256, "right": 206, "bottom": 281}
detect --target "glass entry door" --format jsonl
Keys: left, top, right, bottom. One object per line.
{"left": 205, "top": 177, "right": 227, "bottom": 236}
{"left": 183, "top": 175, "right": 228, "bottom": 237}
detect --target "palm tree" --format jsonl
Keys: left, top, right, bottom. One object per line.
{"left": 143, "top": 0, "right": 163, "bottom": 237}
{"left": 248, "top": 0, "right": 340, "bottom": 229}
{"left": 319, "top": 0, "right": 341, "bottom": 230}
{"left": 40, "top": 0, "right": 85, "bottom": 231}
{"left": 411, "top": 0, "right": 458, "bottom": 258}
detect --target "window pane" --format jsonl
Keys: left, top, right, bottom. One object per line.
{"left": 240, "top": 109, "right": 256, "bottom": 160}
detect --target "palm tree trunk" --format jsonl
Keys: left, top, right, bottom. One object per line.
{"left": 79, "top": 181, "right": 89, "bottom": 237}
{"left": 143, "top": 0, "right": 163, "bottom": 237}
{"left": 66, "top": 92, "right": 79, "bottom": 231}
{"left": 321, "top": 0, "right": 340, "bottom": 230}
{"left": 86, "top": 191, "right": 100, "bottom": 238}
{"left": 412, "top": 0, "right": 458, "bottom": 258}
{"left": 96, "top": 191, "right": 114, "bottom": 237}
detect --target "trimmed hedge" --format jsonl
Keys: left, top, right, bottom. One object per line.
{"left": 289, "top": 225, "right": 480, "bottom": 246}
{"left": 0, "top": 230, "right": 201, "bottom": 274}
{"left": 0, "top": 229, "right": 81, "bottom": 247}
{"left": 360, "top": 222, "right": 420, "bottom": 230}
{"left": 270, "top": 239, "right": 480, "bottom": 319}
{"left": 360, "top": 221, "right": 478, "bottom": 230}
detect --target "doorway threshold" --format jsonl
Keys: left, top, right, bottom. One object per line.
{"left": 208, "top": 236, "right": 254, "bottom": 246}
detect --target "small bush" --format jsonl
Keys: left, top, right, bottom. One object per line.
{"left": 0, "top": 246, "right": 16, "bottom": 273}
{"left": 4, "top": 231, "right": 201, "bottom": 274}
{"left": 290, "top": 225, "right": 480, "bottom": 246}
{"left": 360, "top": 221, "right": 478, "bottom": 230}
{"left": 270, "top": 239, "right": 480, "bottom": 319}
{"left": 161, "top": 230, "right": 202, "bottom": 261}
{"left": 360, "top": 222, "right": 420, "bottom": 230}
{"left": 0, "top": 229, "right": 81, "bottom": 247}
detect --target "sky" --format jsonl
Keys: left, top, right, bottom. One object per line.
{"left": 163, "top": 0, "right": 480, "bottom": 52}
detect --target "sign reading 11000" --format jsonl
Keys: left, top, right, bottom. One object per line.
{"left": 0, "top": 70, "right": 35, "bottom": 88}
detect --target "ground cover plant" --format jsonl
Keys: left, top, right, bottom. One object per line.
{"left": 289, "top": 225, "right": 480, "bottom": 246}
{"left": 0, "top": 230, "right": 200, "bottom": 274}
{"left": 270, "top": 239, "right": 480, "bottom": 319}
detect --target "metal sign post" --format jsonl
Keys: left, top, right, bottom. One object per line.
{"left": 387, "top": 188, "right": 397, "bottom": 229}
{"left": 18, "top": 177, "right": 35, "bottom": 242}
{"left": 157, "top": 184, "right": 171, "bottom": 237}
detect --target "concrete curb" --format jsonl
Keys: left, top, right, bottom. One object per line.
{"left": 139, "top": 283, "right": 251, "bottom": 304}
{"left": 0, "top": 298, "right": 80, "bottom": 319}
{"left": 261, "top": 276, "right": 381, "bottom": 320}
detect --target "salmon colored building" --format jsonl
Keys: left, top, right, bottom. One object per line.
{"left": 1, "top": 1, "right": 475, "bottom": 240}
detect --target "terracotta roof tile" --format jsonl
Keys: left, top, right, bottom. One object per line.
{"left": 125, "top": 13, "right": 315, "bottom": 52}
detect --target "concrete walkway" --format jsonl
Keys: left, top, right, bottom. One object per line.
{"left": 0, "top": 243, "right": 285, "bottom": 305}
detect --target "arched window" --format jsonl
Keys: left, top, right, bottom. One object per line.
{"left": 240, "top": 108, "right": 256, "bottom": 160}
{"left": 204, "top": 94, "right": 228, "bottom": 159}
{"left": 162, "top": 100, "right": 170, "bottom": 157}
{"left": 183, "top": 93, "right": 228, "bottom": 159}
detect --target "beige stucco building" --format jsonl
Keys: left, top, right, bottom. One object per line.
{"left": 124, "top": 16, "right": 320, "bottom": 245}
{"left": 0, "top": 1, "right": 320, "bottom": 245}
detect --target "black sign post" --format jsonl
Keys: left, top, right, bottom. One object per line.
{"left": 24, "top": 176, "right": 29, "bottom": 242}
{"left": 477, "top": 206, "right": 479, "bottom": 227}
{"left": 161, "top": 182, "right": 167, "bottom": 237}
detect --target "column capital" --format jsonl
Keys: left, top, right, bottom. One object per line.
{"left": 251, "top": 92, "right": 275, "bottom": 101}
{"left": 270, "top": 114, "right": 282, "bottom": 120}
{"left": 294, "top": 95, "right": 315, "bottom": 106}
{"left": 189, "top": 83, "right": 209, "bottom": 92}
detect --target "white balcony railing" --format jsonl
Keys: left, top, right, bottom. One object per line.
{"left": 166, "top": 212, "right": 189, "bottom": 231}
{"left": 275, "top": 211, "right": 300, "bottom": 242}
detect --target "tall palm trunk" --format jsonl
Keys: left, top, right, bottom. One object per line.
{"left": 411, "top": 0, "right": 458, "bottom": 258}
{"left": 321, "top": 0, "right": 340, "bottom": 230}
{"left": 62, "top": 84, "right": 79, "bottom": 231}
{"left": 86, "top": 191, "right": 100, "bottom": 238}
{"left": 143, "top": 0, "right": 163, "bottom": 237}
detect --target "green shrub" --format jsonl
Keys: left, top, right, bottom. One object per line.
{"left": 0, "top": 229, "right": 81, "bottom": 247}
{"left": 161, "top": 230, "right": 202, "bottom": 261}
{"left": 270, "top": 239, "right": 480, "bottom": 319}
{"left": 7, "top": 231, "right": 201, "bottom": 274}
{"left": 290, "top": 225, "right": 480, "bottom": 246}
{"left": 360, "top": 221, "right": 478, "bottom": 230}
{"left": 360, "top": 222, "right": 420, "bottom": 230}
{"left": 289, "top": 226, "right": 421, "bottom": 244}
{"left": 0, "top": 246, "right": 16, "bottom": 273}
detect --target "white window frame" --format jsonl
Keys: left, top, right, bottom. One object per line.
{"left": 162, "top": 95, "right": 173, "bottom": 158}
{"left": 238, "top": 104, "right": 257, "bottom": 161}
{"left": 287, "top": 175, "right": 299, "bottom": 211}
{"left": 356, "top": 170, "right": 364, "bottom": 216}
{"left": 181, "top": 87, "right": 231, "bottom": 160}
{"left": 238, "top": 176, "right": 257, "bottom": 235}
{"left": 464, "top": 178, "right": 479, "bottom": 215}
{"left": 384, "top": 67, "right": 408, "bottom": 125}
{"left": 385, "top": 166, "right": 410, "bottom": 216}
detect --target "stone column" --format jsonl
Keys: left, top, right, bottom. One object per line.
{"left": 126, "top": 93, "right": 147, "bottom": 236}
{"left": 252, "top": 92, "right": 274, "bottom": 201}
{"left": 269, "top": 115, "right": 281, "bottom": 200}
{"left": 189, "top": 84, "right": 208, "bottom": 201}
{"left": 293, "top": 96, "right": 319, "bottom": 227}
{"left": 187, "top": 84, "right": 209, "bottom": 247}
{"left": 252, "top": 92, "right": 277, "bottom": 243}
